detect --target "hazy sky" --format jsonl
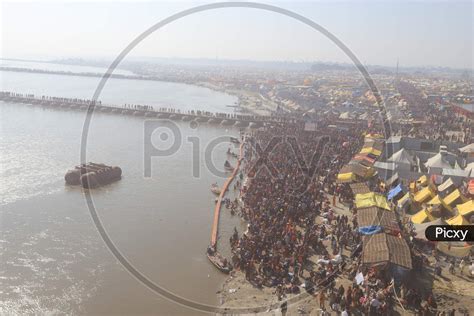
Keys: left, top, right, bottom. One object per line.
{"left": 2, "top": 1, "right": 473, "bottom": 69}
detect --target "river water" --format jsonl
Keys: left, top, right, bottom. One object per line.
{"left": 0, "top": 66, "right": 245, "bottom": 314}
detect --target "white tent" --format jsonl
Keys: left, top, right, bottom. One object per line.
{"left": 459, "top": 143, "right": 474, "bottom": 153}
{"left": 425, "top": 153, "right": 454, "bottom": 169}
{"left": 387, "top": 148, "right": 415, "bottom": 166}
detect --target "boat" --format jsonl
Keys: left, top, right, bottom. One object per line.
{"left": 210, "top": 183, "right": 221, "bottom": 195}
{"left": 224, "top": 160, "right": 234, "bottom": 171}
{"left": 230, "top": 136, "right": 240, "bottom": 144}
{"left": 206, "top": 247, "right": 232, "bottom": 273}
{"left": 65, "top": 162, "right": 122, "bottom": 189}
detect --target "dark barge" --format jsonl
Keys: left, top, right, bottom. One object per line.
{"left": 65, "top": 162, "right": 122, "bottom": 188}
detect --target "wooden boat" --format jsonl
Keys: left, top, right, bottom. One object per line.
{"left": 210, "top": 183, "right": 221, "bottom": 195}
{"left": 207, "top": 247, "right": 232, "bottom": 273}
{"left": 230, "top": 136, "right": 240, "bottom": 144}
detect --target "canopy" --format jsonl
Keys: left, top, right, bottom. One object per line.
{"left": 457, "top": 200, "right": 474, "bottom": 216}
{"left": 360, "top": 147, "right": 382, "bottom": 157}
{"left": 446, "top": 214, "right": 469, "bottom": 226}
{"left": 411, "top": 208, "right": 435, "bottom": 224}
{"left": 387, "top": 148, "right": 415, "bottom": 165}
{"left": 387, "top": 184, "right": 403, "bottom": 201}
{"left": 413, "top": 187, "right": 435, "bottom": 203}
{"left": 459, "top": 143, "right": 474, "bottom": 153}
{"left": 425, "top": 153, "right": 453, "bottom": 169}
{"left": 355, "top": 192, "right": 391, "bottom": 211}
{"left": 352, "top": 154, "right": 376, "bottom": 166}
{"left": 443, "top": 189, "right": 465, "bottom": 206}
{"left": 438, "top": 178, "right": 453, "bottom": 192}
{"left": 416, "top": 175, "right": 428, "bottom": 187}
{"left": 337, "top": 172, "right": 355, "bottom": 183}
{"left": 397, "top": 192, "right": 411, "bottom": 209}
{"left": 358, "top": 225, "right": 382, "bottom": 235}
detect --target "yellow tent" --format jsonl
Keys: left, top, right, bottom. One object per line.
{"left": 365, "top": 133, "right": 384, "bottom": 139}
{"left": 427, "top": 195, "right": 452, "bottom": 212}
{"left": 337, "top": 172, "right": 355, "bottom": 183}
{"left": 355, "top": 192, "right": 391, "bottom": 211}
{"left": 411, "top": 208, "right": 435, "bottom": 224}
{"left": 427, "top": 195, "right": 442, "bottom": 205}
{"left": 360, "top": 147, "right": 382, "bottom": 156}
{"left": 416, "top": 175, "right": 428, "bottom": 187}
{"left": 446, "top": 214, "right": 469, "bottom": 226}
{"left": 397, "top": 192, "right": 411, "bottom": 208}
{"left": 457, "top": 200, "right": 474, "bottom": 217}
{"left": 413, "top": 187, "right": 435, "bottom": 203}
{"left": 443, "top": 189, "right": 466, "bottom": 206}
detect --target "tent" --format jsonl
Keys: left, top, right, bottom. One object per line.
{"left": 411, "top": 208, "right": 436, "bottom": 224}
{"left": 360, "top": 147, "right": 382, "bottom": 157}
{"left": 416, "top": 175, "right": 428, "bottom": 187}
{"left": 349, "top": 182, "right": 371, "bottom": 194}
{"left": 438, "top": 178, "right": 454, "bottom": 193}
{"left": 443, "top": 189, "right": 465, "bottom": 207}
{"left": 446, "top": 214, "right": 469, "bottom": 226}
{"left": 387, "top": 184, "right": 403, "bottom": 201}
{"left": 352, "top": 154, "right": 376, "bottom": 166}
{"left": 357, "top": 206, "right": 399, "bottom": 231}
{"left": 397, "top": 192, "right": 411, "bottom": 209}
{"left": 457, "top": 200, "right": 474, "bottom": 217}
{"left": 348, "top": 161, "right": 376, "bottom": 178}
{"left": 413, "top": 187, "right": 435, "bottom": 204}
{"left": 387, "top": 148, "right": 415, "bottom": 166}
{"left": 337, "top": 172, "right": 355, "bottom": 183}
{"left": 459, "top": 143, "right": 474, "bottom": 153}
{"left": 355, "top": 192, "right": 391, "bottom": 211}
{"left": 425, "top": 153, "right": 454, "bottom": 169}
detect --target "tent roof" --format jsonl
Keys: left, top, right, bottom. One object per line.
{"left": 357, "top": 206, "right": 399, "bottom": 231}
{"left": 446, "top": 214, "right": 469, "bottom": 226}
{"left": 416, "top": 175, "right": 429, "bottom": 186}
{"left": 349, "top": 182, "right": 371, "bottom": 195}
{"left": 360, "top": 147, "right": 382, "bottom": 156}
{"left": 387, "top": 184, "right": 403, "bottom": 201}
{"left": 411, "top": 208, "right": 436, "bottom": 224}
{"left": 459, "top": 143, "right": 474, "bottom": 153}
{"left": 444, "top": 189, "right": 465, "bottom": 206}
{"left": 362, "top": 233, "right": 412, "bottom": 269}
{"left": 457, "top": 200, "right": 474, "bottom": 216}
{"left": 337, "top": 172, "right": 355, "bottom": 183}
{"left": 413, "top": 187, "right": 435, "bottom": 203}
{"left": 355, "top": 192, "right": 391, "bottom": 210}
{"left": 438, "top": 178, "right": 454, "bottom": 192}
{"left": 425, "top": 153, "right": 454, "bottom": 169}
{"left": 387, "top": 148, "right": 415, "bottom": 165}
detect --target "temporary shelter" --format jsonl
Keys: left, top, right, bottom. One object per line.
{"left": 457, "top": 200, "right": 474, "bottom": 217}
{"left": 411, "top": 208, "right": 435, "bottom": 224}
{"left": 355, "top": 192, "right": 391, "bottom": 211}
{"left": 446, "top": 214, "right": 469, "bottom": 226}
{"left": 413, "top": 187, "right": 435, "bottom": 204}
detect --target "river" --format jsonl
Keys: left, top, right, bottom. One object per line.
{"left": 0, "top": 66, "right": 245, "bottom": 314}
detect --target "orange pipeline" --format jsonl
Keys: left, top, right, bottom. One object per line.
{"left": 210, "top": 140, "right": 245, "bottom": 248}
